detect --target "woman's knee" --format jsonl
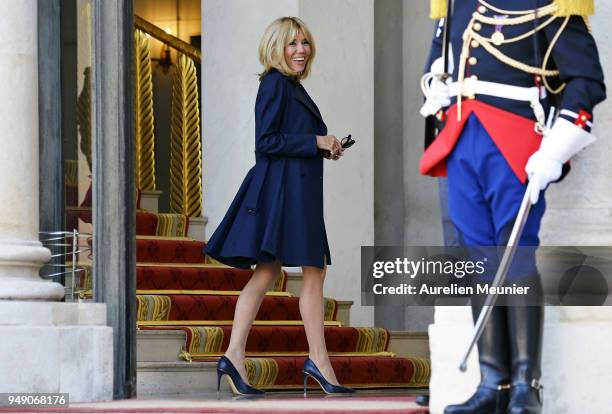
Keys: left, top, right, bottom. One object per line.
{"left": 302, "top": 266, "right": 326, "bottom": 286}
{"left": 254, "top": 261, "right": 282, "bottom": 284}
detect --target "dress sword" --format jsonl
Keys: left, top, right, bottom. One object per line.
{"left": 459, "top": 180, "right": 534, "bottom": 372}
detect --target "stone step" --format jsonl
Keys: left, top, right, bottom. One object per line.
{"left": 137, "top": 361, "right": 427, "bottom": 398}
{"left": 136, "top": 294, "right": 339, "bottom": 322}
{"left": 137, "top": 326, "right": 396, "bottom": 363}
{"left": 388, "top": 331, "right": 430, "bottom": 359}
{"left": 137, "top": 361, "right": 220, "bottom": 396}
{"left": 137, "top": 355, "right": 428, "bottom": 396}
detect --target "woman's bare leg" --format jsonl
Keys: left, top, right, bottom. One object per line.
{"left": 300, "top": 264, "right": 339, "bottom": 385}
{"left": 224, "top": 261, "right": 281, "bottom": 383}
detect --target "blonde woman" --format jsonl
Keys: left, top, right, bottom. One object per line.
{"left": 205, "top": 17, "right": 354, "bottom": 396}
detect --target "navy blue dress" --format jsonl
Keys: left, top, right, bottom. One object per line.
{"left": 204, "top": 69, "right": 331, "bottom": 269}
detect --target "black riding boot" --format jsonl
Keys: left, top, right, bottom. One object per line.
{"left": 444, "top": 303, "right": 511, "bottom": 414}
{"left": 507, "top": 304, "right": 544, "bottom": 414}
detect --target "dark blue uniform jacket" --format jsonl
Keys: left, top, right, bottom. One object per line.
{"left": 425, "top": 0, "right": 605, "bottom": 126}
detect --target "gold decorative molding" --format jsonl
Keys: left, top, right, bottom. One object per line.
{"left": 170, "top": 53, "right": 202, "bottom": 217}
{"left": 133, "top": 15, "right": 201, "bottom": 64}
{"left": 134, "top": 29, "right": 157, "bottom": 191}
{"left": 64, "top": 160, "right": 79, "bottom": 186}
{"left": 76, "top": 67, "right": 92, "bottom": 172}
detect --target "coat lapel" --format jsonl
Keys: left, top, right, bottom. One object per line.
{"left": 294, "top": 85, "right": 324, "bottom": 124}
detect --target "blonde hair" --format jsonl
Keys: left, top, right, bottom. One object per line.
{"left": 258, "top": 17, "right": 316, "bottom": 81}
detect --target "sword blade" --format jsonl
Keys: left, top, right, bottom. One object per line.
{"left": 459, "top": 181, "right": 534, "bottom": 372}
{"left": 442, "top": 0, "right": 453, "bottom": 77}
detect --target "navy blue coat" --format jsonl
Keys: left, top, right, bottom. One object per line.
{"left": 425, "top": 0, "right": 605, "bottom": 126}
{"left": 205, "top": 69, "right": 331, "bottom": 269}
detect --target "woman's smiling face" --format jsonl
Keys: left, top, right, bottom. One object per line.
{"left": 284, "top": 30, "right": 311, "bottom": 73}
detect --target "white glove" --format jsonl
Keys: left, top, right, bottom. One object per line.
{"left": 525, "top": 117, "right": 597, "bottom": 204}
{"left": 420, "top": 56, "right": 453, "bottom": 118}
{"left": 420, "top": 76, "right": 451, "bottom": 117}
{"left": 525, "top": 151, "right": 562, "bottom": 204}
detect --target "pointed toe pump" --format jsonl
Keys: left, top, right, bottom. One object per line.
{"left": 217, "top": 355, "right": 265, "bottom": 396}
{"left": 302, "top": 357, "right": 355, "bottom": 396}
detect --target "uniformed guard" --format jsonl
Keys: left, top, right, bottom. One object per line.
{"left": 420, "top": 1, "right": 605, "bottom": 413}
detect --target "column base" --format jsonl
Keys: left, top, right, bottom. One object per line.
{"left": 0, "top": 301, "right": 113, "bottom": 402}
{"left": 428, "top": 306, "right": 480, "bottom": 414}
{"left": 0, "top": 239, "right": 64, "bottom": 300}
{"left": 187, "top": 216, "right": 208, "bottom": 241}
{"left": 0, "top": 277, "right": 65, "bottom": 300}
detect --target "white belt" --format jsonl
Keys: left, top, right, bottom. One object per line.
{"left": 449, "top": 78, "right": 548, "bottom": 131}
{"left": 449, "top": 78, "right": 547, "bottom": 102}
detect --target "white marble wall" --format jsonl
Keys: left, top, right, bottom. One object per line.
{"left": 299, "top": 0, "right": 375, "bottom": 327}
{"left": 202, "top": 0, "right": 375, "bottom": 326}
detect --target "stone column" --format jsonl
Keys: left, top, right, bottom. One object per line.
{"left": 0, "top": 0, "right": 112, "bottom": 401}
{"left": 0, "top": 1, "right": 64, "bottom": 300}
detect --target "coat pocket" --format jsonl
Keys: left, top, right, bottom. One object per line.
{"left": 244, "top": 159, "right": 270, "bottom": 213}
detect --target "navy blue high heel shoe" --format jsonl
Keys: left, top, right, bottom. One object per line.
{"left": 217, "top": 355, "right": 265, "bottom": 396}
{"left": 303, "top": 357, "right": 355, "bottom": 396}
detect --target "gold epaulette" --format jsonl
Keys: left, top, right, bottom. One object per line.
{"left": 553, "top": 0, "right": 594, "bottom": 17}
{"left": 430, "top": 0, "right": 594, "bottom": 19}
{"left": 430, "top": 0, "right": 447, "bottom": 19}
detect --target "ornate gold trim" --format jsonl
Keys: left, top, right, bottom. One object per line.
{"left": 356, "top": 327, "right": 389, "bottom": 353}
{"left": 134, "top": 29, "right": 156, "bottom": 191}
{"left": 154, "top": 213, "right": 188, "bottom": 237}
{"left": 134, "top": 15, "right": 201, "bottom": 64}
{"left": 170, "top": 53, "right": 202, "bottom": 217}
{"left": 136, "top": 295, "right": 172, "bottom": 321}
{"left": 76, "top": 67, "right": 92, "bottom": 171}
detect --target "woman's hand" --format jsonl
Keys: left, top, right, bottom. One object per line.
{"left": 316, "top": 135, "right": 343, "bottom": 160}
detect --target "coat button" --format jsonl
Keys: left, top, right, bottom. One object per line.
{"left": 477, "top": 5, "right": 487, "bottom": 13}
{"left": 471, "top": 40, "right": 479, "bottom": 48}
{"left": 473, "top": 22, "right": 482, "bottom": 31}
{"left": 247, "top": 208, "right": 255, "bottom": 213}
{"left": 468, "top": 57, "right": 478, "bottom": 66}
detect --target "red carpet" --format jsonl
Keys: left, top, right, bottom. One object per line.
{"left": 136, "top": 294, "right": 338, "bottom": 321}
{"left": 137, "top": 266, "right": 287, "bottom": 291}
{"left": 136, "top": 212, "right": 159, "bottom": 235}
{"left": 136, "top": 238, "right": 207, "bottom": 263}
{"left": 126, "top": 203, "right": 431, "bottom": 392}
{"left": 139, "top": 325, "right": 391, "bottom": 354}
{"left": 194, "top": 355, "right": 428, "bottom": 389}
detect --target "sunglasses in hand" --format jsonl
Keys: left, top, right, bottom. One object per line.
{"left": 320, "top": 134, "right": 356, "bottom": 158}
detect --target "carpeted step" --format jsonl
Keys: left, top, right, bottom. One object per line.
{"left": 136, "top": 294, "right": 337, "bottom": 322}
{"left": 136, "top": 212, "right": 158, "bottom": 236}
{"left": 139, "top": 325, "right": 391, "bottom": 357}
{"left": 136, "top": 212, "right": 190, "bottom": 237}
{"left": 136, "top": 238, "right": 206, "bottom": 263}
{"left": 136, "top": 265, "right": 287, "bottom": 292}
{"left": 203, "top": 355, "right": 430, "bottom": 389}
